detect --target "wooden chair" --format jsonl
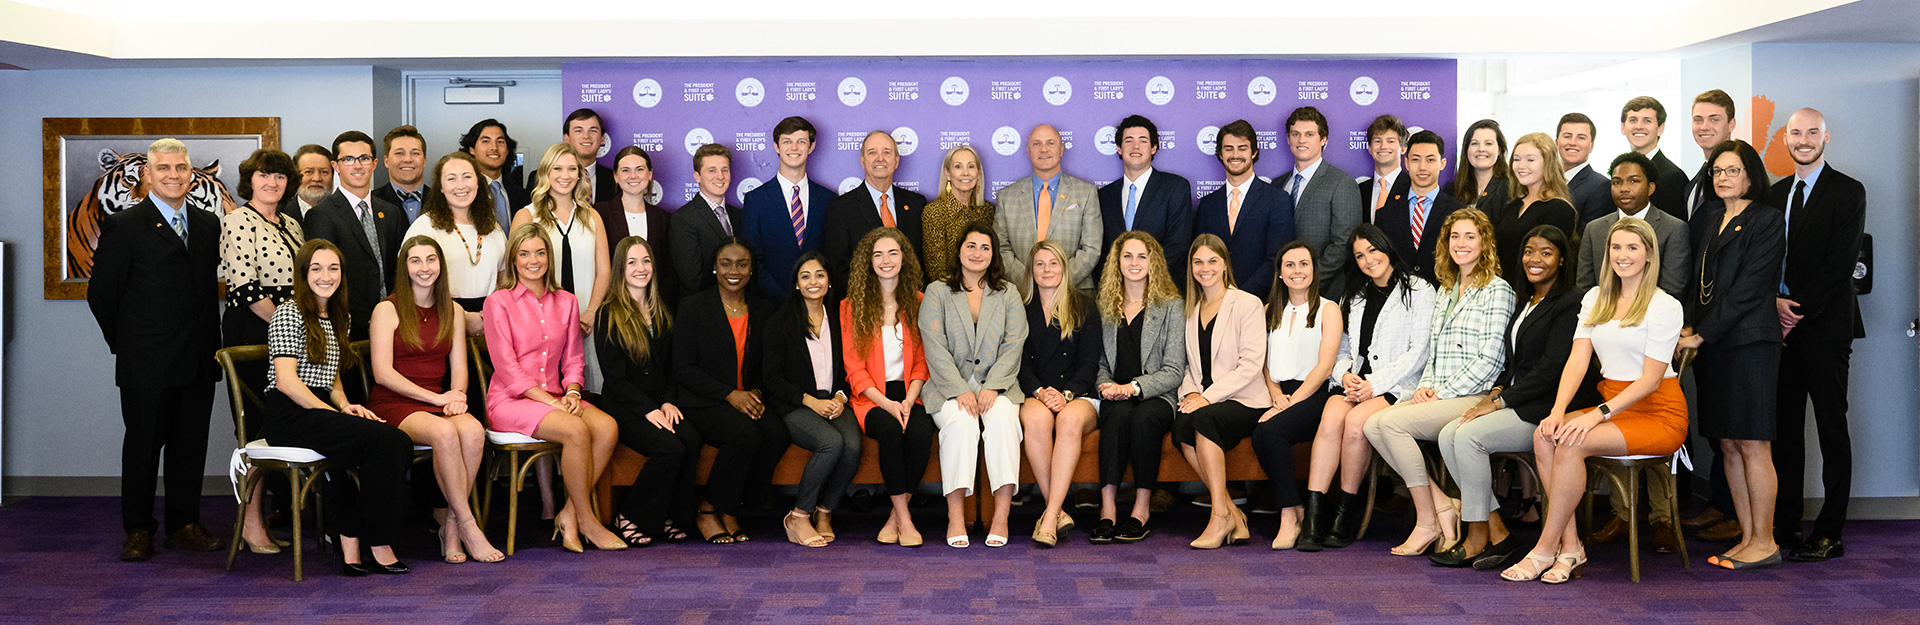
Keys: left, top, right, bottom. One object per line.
{"left": 467, "top": 334, "right": 565, "bottom": 555}
{"left": 1581, "top": 450, "right": 1692, "bottom": 581}
{"left": 216, "top": 345, "right": 338, "bottom": 582}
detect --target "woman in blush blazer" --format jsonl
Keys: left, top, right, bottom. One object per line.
{"left": 1090, "top": 232, "right": 1187, "bottom": 545}
{"left": 1173, "top": 233, "right": 1270, "bottom": 550}
{"left": 920, "top": 223, "right": 1029, "bottom": 549}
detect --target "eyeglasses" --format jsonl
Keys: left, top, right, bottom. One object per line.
{"left": 1710, "top": 166, "right": 1745, "bottom": 178}
{"left": 336, "top": 155, "right": 376, "bottom": 166}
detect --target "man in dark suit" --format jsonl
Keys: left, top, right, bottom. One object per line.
{"left": 1684, "top": 90, "right": 1738, "bottom": 220}
{"left": 1621, "top": 96, "right": 1691, "bottom": 221}
{"left": 670, "top": 143, "right": 745, "bottom": 293}
{"left": 86, "top": 138, "right": 225, "bottom": 561}
{"left": 1280, "top": 106, "right": 1364, "bottom": 293}
{"left": 1359, "top": 114, "right": 1410, "bottom": 225}
{"left": 1374, "top": 131, "right": 1462, "bottom": 282}
{"left": 1767, "top": 108, "right": 1866, "bottom": 562}
{"left": 1556, "top": 113, "right": 1611, "bottom": 226}
{"left": 742, "top": 116, "right": 837, "bottom": 300}
{"left": 822, "top": 131, "right": 927, "bottom": 290}
{"left": 372, "top": 125, "right": 431, "bottom": 224}
{"left": 303, "top": 131, "right": 406, "bottom": 342}
{"left": 290, "top": 144, "right": 333, "bottom": 223}
{"left": 461, "top": 118, "right": 529, "bottom": 224}
{"left": 1194, "top": 120, "right": 1293, "bottom": 295}
{"left": 1097, "top": 114, "right": 1192, "bottom": 282}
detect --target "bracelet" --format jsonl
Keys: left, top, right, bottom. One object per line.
{"left": 566, "top": 389, "right": 581, "bottom": 397}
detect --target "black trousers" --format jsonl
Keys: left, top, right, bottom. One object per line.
{"left": 861, "top": 382, "right": 934, "bottom": 497}
{"left": 119, "top": 382, "right": 216, "bottom": 534}
{"left": 687, "top": 402, "right": 791, "bottom": 516}
{"left": 610, "top": 405, "right": 703, "bottom": 534}
{"left": 262, "top": 389, "right": 414, "bottom": 546}
{"left": 1252, "top": 381, "right": 1335, "bottom": 509}
{"left": 1097, "top": 397, "right": 1176, "bottom": 491}
{"left": 1773, "top": 339, "right": 1853, "bottom": 540}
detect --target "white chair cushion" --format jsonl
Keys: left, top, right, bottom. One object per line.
{"left": 486, "top": 430, "right": 547, "bottom": 445}
{"left": 1602, "top": 448, "right": 1692, "bottom": 474}
{"left": 413, "top": 445, "right": 433, "bottom": 451}
{"left": 244, "top": 439, "right": 327, "bottom": 464}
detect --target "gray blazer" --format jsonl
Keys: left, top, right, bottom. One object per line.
{"left": 1284, "top": 161, "right": 1365, "bottom": 293}
{"left": 1095, "top": 299, "right": 1187, "bottom": 408}
{"left": 920, "top": 278, "right": 1030, "bottom": 405}
{"left": 1574, "top": 209, "right": 1691, "bottom": 298}
{"left": 994, "top": 174, "right": 1103, "bottom": 292}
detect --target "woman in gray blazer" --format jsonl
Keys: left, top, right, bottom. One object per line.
{"left": 1090, "top": 232, "right": 1187, "bottom": 544}
{"left": 920, "top": 223, "right": 1029, "bottom": 548}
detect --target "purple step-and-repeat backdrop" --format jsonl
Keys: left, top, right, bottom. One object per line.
{"left": 561, "top": 59, "right": 1456, "bottom": 208}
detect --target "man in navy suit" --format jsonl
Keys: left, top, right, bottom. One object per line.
{"left": 1621, "top": 96, "right": 1690, "bottom": 221}
{"left": 507, "top": 109, "right": 618, "bottom": 205}
{"left": 1373, "top": 130, "right": 1462, "bottom": 282}
{"left": 742, "top": 116, "right": 837, "bottom": 299}
{"left": 1194, "top": 119, "right": 1293, "bottom": 296}
{"left": 1097, "top": 114, "right": 1193, "bottom": 282}
{"left": 1358, "top": 114, "right": 1410, "bottom": 224}
{"left": 1556, "top": 112, "right": 1611, "bottom": 226}
{"left": 1684, "top": 90, "right": 1738, "bottom": 220}
{"left": 304, "top": 130, "right": 406, "bottom": 342}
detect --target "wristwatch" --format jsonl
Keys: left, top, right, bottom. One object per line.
{"left": 1130, "top": 382, "right": 1142, "bottom": 396}
{"left": 1596, "top": 403, "right": 1612, "bottom": 419}
{"left": 1062, "top": 390, "right": 1076, "bottom": 401}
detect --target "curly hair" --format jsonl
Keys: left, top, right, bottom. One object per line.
{"left": 420, "top": 151, "right": 500, "bottom": 237}
{"left": 847, "top": 227, "right": 924, "bottom": 352}
{"left": 1432, "top": 208, "right": 1502, "bottom": 291}
{"left": 1096, "top": 231, "right": 1179, "bottom": 324}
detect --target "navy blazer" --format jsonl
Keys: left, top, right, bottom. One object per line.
{"left": 820, "top": 183, "right": 928, "bottom": 291}
{"left": 741, "top": 178, "right": 837, "bottom": 300}
{"left": 1359, "top": 170, "right": 1411, "bottom": 225}
{"left": 1097, "top": 170, "right": 1194, "bottom": 281}
{"left": 1685, "top": 202, "right": 1787, "bottom": 349}
{"left": 1567, "top": 165, "right": 1612, "bottom": 227}
{"left": 1375, "top": 190, "right": 1464, "bottom": 283}
{"left": 1019, "top": 296, "right": 1101, "bottom": 398}
{"left": 1194, "top": 178, "right": 1294, "bottom": 298}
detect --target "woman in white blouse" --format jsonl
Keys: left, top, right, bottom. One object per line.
{"left": 1250, "top": 242, "right": 1343, "bottom": 550}
{"left": 1503, "top": 218, "right": 1689, "bottom": 584}
{"left": 404, "top": 152, "right": 506, "bottom": 335}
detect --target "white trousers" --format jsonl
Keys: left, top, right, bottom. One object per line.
{"left": 932, "top": 396, "right": 1023, "bottom": 496}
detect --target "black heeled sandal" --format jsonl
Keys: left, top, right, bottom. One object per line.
{"left": 696, "top": 510, "right": 735, "bottom": 544}
{"left": 611, "top": 515, "right": 654, "bottom": 548}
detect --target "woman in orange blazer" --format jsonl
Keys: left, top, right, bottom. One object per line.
{"left": 1174, "top": 234, "right": 1272, "bottom": 550}
{"left": 840, "top": 228, "right": 934, "bottom": 548}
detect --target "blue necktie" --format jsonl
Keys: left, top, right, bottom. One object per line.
{"left": 1291, "top": 173, "right": 1306, "bottom": 202}
{"left": 491, "top": 179, "right": 511, "bottom": 226}
{"left": 1124, "top": 183, "right": 1138, "bottom": 230}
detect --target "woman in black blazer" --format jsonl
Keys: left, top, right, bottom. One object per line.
{"left": 1018, "top": 240, "right": 1103, "bottom": 547}
{"left": 1433, "top": 224, "right": 1594, "bottom": 570}
{"left": 762, "top": 251, "right": 855, "bottom": 548}
{"left": 595, "top": 235, "right": 698, "bottom": 547}
{"left": 1679, "top": 140, "right": 1787, "bottom": 570}
{"left": 594, "top": 147, "right": 676, "bottom": 302}
{"left": 672, "top": 238, "right": 783, "bottom": 544}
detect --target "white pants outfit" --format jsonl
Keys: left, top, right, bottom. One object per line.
{"left": 932, "top": 395, "right": 1022, "bottom": 496}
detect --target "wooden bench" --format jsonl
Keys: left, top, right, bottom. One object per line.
{"left": 595, "top": 438, "right": 975, "bottom": 523}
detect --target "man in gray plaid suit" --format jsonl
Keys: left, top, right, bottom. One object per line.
{"left": 1279, "top": 106, "right": 1366, "bottom": 296}
{"left": 994, "top": 124, "right": 1104, "bottom": 293}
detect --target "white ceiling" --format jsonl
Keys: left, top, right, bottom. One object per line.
{"left": 0, "top": 0, "right": 1908, "bottom": 69}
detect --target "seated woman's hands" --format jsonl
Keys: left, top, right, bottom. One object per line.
{"left": 728, "top": 390, "right": 765, "bottom": 419}
{"left": 342, "top": 403, "right": 384, "bottom": 422}
{"left": 1176, "top": 392, "right": 1209, "bottom": 414}
{"left": 646, "top": 402, "right": 684, "bottom": 432}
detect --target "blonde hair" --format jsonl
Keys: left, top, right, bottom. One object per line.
{"left": 1097, "top": 231, "right": 1180, "bottom": 324}
{"left": 936, "top": 144, "right": 986, "bottom": 207}
{"left": 528, "top": 142, "right": 595, "bottom": 232}
{"left": 497, "top": 222, "right": 561, "bottom": 292}
{"left": 600, "top": 236, "right": 673, "bottom": 364}
{"left": 1025, "top": 240, "right": 1087, "bottom": 341}
{"left": 147, "top": 137, "right": 188, "bottom": 159}
{"left": 1513, "top": 132, "right": 1571, "bottom": 204}
{"left": 1583, "top": 217, "right": 1662, "bottom": 328}
{"left": 1432, "top": 208, "right": 1502, "bottom": 290}
{"left": 847, "top": 228, "right": 924, "bottom": 352}
{"left": 1183, "top": 233, "right": 1237, "bottom": 315}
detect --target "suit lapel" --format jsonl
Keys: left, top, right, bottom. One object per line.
{"left": 141, "top": 200, "right": 189, "bottom": 253}
{"left": 1138, "top": 302, "right": 1165, "bottom": 364}
{"left": 332, "top": 191, "right": 378, "bottom": 257}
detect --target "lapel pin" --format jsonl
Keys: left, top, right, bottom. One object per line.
{"left": 377, "top": 212, "right": 386, "bottom": 219}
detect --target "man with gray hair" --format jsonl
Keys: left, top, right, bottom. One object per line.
{"left": 822, "top": 130, "right": 928, "bottom": 288}
{"left": 87, "top": 138, "right": 225, "bottom": 561}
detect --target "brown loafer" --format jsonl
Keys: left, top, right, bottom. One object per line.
{"left": 1679, "top": 507, "right": 1725, "bottom": 529}
{"left": 1651, "top": 521, "right": 1678, "bottom": 554}
{"left": 121, "top": 530, "right": 155, "bottom": 562}
{"left": 164, "top": 523, "right": 223, "bottom": 552}
{"left": 1697, "top": 519, "right": 1744, "bottom": 542}
{"left": 1589, "top": 516, "right": 1630, "bottom": 544}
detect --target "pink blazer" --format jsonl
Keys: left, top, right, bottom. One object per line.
{"left": 1178, "top": 288, "right": 1271, "bottom": 409}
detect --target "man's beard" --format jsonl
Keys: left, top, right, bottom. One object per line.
{"left": 297, "top": 185, "right": 328, "bottom": 205}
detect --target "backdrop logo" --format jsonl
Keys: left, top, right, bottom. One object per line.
{"left": 736, "top": 78, "right": 765, "bottom": 107}
{"left": 1043, "top": 76, "right": 1072, "bottom": 106}
{"left": 838, "top": 77, "right": 868, "bottom": 107}
{"left": 1095, "top": 126, "right": 1119, "bottom": 156}
{"left": 1197, "top": 126, "right": 1220, "bottom": 155}
{"left": 991, "top": 126, "right": 1022, "bottom": 156}
{"left": 1349, "top": 76, "right": 1379, "bottom": 106}
{"left": 597, "top": 141, "right": 611, "bottom": 159}
{"left": 632, "top": 79, "right": 663, "bottom": 108}
{"left": 892, "top": 127, "right": 920, "bottom": 157}
{"left": 736, "top": 177, "right": 762, "bottom": 203}
{"left": 684, "top": 128, "right": 713, "bottom": 155}
{"left": 1247, "top": 76, "right": 1276, "bottom": 106}
{"left": 1146, "top": 76, "right": 1175, "bottom": 106}
{"left": 941, "top": 76, "right": 970, "bottom": 106}
{"left": 647, "top": 180, "right": 663, "bottom": 206}
{"left": 838, "top": 177, "right": 864, "bottom": 193}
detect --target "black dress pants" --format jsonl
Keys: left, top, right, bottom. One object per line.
{"left": 262, "top": 389, "right": 413, "bottom": 546}
{"left": 119, "top": 382, "right": 216, "bottom": 534}
{"left": 1097, "top": 397, "right": 1175, "bottom": 491}
{"left": 1250, "top": 381, "right": 1335, "bottom": 509}
{"left": 1773, "top": 339, "right": 1853, "bottom": 541}
{"left": 861, "top": 382, "right": 934, "bottom": 497}
{"left": 610, "top": 405, "right": 703, "bottom": 534}
{"left": 687, "top": 402, "right": 791, "bottom": 516}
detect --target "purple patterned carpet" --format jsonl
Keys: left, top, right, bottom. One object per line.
{"left": 2, "top": 495, "right": 1916, "bottom": 624}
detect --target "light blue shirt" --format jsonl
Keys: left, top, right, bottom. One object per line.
{"left": 1030, "top": 172, "right": 1063, "bottom": 217}
{"left": 1781, "top": 161, "right": 1825, "bottom": 295}
{"left": 865, "top": 182, "right": 895, "bottom": 224}
{"left": 1408, "top": 186, "right": 1441, "bottom": 235}
{"left": 1122, "top": 168, "right": 1154, "bottom": 230}
{"left": 151, "top": 194, "right": 187, "bottom": 239}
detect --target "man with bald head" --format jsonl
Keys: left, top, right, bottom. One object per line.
{"left": 822, "top": 130, "right": 927, "bottom": 287}
{"left": 1766, "top": 107, "right": 1865, "bottom": 562}
{"left": 994, "top": 123, "right": 1102, "bottom": 291}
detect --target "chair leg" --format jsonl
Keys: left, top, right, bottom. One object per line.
{"left": 506, "top": 450, "right": 524, "bottom": 556}
{"left": 225, "top": 500, "right": 246, "bottom": 572}
{"left": 1667, "top": 467, "right": 1689, "bottom": 569}
{"left": 478, "top": 450, "right": 496, "bottom": 529}
{"left": 1356, "top": 457, "right": 1380, "bottom": 541}
{"left": 1625, "top": 468, "right": 1642, "bottom": 583}
{"left": 289, "top": 468, "right": 309, "bottom": 583}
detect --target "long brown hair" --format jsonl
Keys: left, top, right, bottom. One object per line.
{"left": 421, "top": 151, "right": 500, "bottom": 236}
{"left": 1026, "top": 239, "right": 1087, "bottom": 341}
{"left": 292, "top": 239, "right": 350, "bottom": 365}
{"left": 1097, "top": 231, "right": 1179, "bottom": 324}
{"left": 388, "top": 235, "right": 456, "bottom": 350}
{"left": 848, "top": 227, "right": 924, "bottom": 352}
{"left": 1183, "top": 233, "right": 1237, "bottom": 315}
{"left": 1266, "top": 241, "right": 1323, "bottom": 330}
{"left": 600, "top": 235, "right": 673, "bottom": 363}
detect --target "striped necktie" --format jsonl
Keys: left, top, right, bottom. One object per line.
{"left": 1411, "top": 196, "right": 1428, "bottom": 243}
{"left": 790, "top": 184, "right": 806, "bottom": 245}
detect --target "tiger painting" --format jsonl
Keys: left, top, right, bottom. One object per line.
{"left": 66, "top": 149, "right": 238, "bottom": 279}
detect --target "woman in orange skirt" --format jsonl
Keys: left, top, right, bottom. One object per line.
{"left": 1502, "top": 218, "right": 1687, "bottom": 584}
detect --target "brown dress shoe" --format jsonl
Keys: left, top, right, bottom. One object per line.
{"left": 1589, "top": 516, "right": 1630, "bottom": 544}
{"left": 121, "top": 530, "right": 155, "bottom": 562}
{"left": 164, "top": 523, "right": 223, "bottom": 552}
{"left": 1651, "top": 521, "right": 1678, "bottom": 554}
{"left": 1679, "top": 508, "right": 1725, "bottom": 529}
{"left": 1697, "top": 519, "right": 1744, "bottom": 542}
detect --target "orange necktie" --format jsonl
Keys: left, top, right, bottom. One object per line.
{"left": 1227, "top": 187, "right": 1243, "bottom": 234}
{"left": 879, "top": 190, "right": 895, "bottom": 228}
{"left": 1036, "top": 181, "right": 1052, "bottom": 241}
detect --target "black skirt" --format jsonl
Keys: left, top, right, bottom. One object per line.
{"left": 1693, "top": 339, "right": 1780, "bottom": 441}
